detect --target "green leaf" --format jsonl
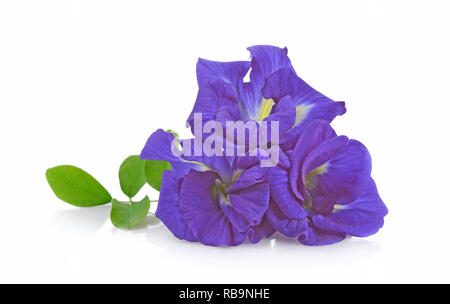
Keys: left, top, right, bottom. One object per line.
{"left": 144, "top": 160, "right": 171, "bottom": 191}
{"left": 119, "top": 155, "right": 146, "bottom": 198}
{"left": 110, "top": 196, "right": 151, "bottom": 229}
{"left": 46, "top": 165, "right": 112, "bottom": 207}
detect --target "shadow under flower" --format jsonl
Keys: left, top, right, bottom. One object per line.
{"left": 142, "top": 224, "right": 383, "bottom": 280}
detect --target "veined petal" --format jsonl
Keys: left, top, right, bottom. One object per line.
{"left": 311, "top": 178, "right": 388, "bottom": 237}
{"left": 262, "top": 68, "right": 334, "bottom": 106}
{"left": 276, "top": 147, "right": 291, "bottom": 170}
{"left": 303, "top": 138, "right": 372, "bottom": 214}
{"left": 233, "top": 151, "right": 268, "bottom": 171}
{"left": 266, "top": 200, "right": 308, "bottom": 238}
{"left": 282, "top": 101, "right": 346, "bottom": 149}
{"left": 226, "top": 165, "right": 267, "bottom": 193}
{"left": 140, "top": 129, "right": 207, "bottom": 178}
{"left": 262, "top": 95, "right": 296, "bottom": 136}
{"left": 215, "top": 104, "right": 241, "bottom": 126}
{"left": 187, "top": 80, "right": 240, "bottom": 131}
{"left": 248, "top": 45, "right": 294, "bottom": 89}
{"left": 298, "top": 224, "right": 346, "bottom": 246}
{"left": 228, "top": 182, "right": 270, "bottom": 225}
{"left": 262, "top": 68, "right": 346, "bottom": 148}
{"left": 196, "top": 58, "right": 250, "bottom": 90}
{"left": 220, "top": 203, "right": 251, "bottom": 233}
{"left": 247, "top": 216, "right": 275, "bottom": 244}
{"left": 181, "top": 138, "right": 234, "bottom": 180}
{"left": 156, "top": 171, "right": 197, "bottom": 242}
{"left": 180, "top": 170, "right": 246, "bottom": 246}
{"left": 289, "top": 120, "right": 337, "bottom": 200}
{"left": 267, "top": 166, "right": 307, "bottom": 219}
{"left": 224, "top": 182, "right": 269, "bottom": 232}
{"left": 237, "top": 82, "right": 264, "bottom": 121}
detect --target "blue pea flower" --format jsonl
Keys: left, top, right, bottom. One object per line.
{"left": 186, "top": 45, "right": 346, "bottom": 146}
{"left": 266, "top": 120, "right": 388, "bottom": 245}
{"left": 139, "top": 46, "right": 387, "bottom": 246}
{"left": 140, "top": 129, "right": 274, "bottom": 246}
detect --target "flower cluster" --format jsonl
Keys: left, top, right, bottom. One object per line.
{"left": 141, "top": 45, "right": 387, "bottom": 246}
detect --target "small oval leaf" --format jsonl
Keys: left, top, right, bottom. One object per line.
{"left": 46, "top": 165, "right": 112, "bottom": 207}
{"left": 119, "top": 155, "right": 146, "bottom": 198}
{"left": 110, "top": 196, "right": 151, "bottom": 229}
{"left": 144, "top": 160, "right": 171, "bottom": 191}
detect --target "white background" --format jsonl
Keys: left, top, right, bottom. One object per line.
{"left": 1, "top": 0, "right": 449, "bottom": 283}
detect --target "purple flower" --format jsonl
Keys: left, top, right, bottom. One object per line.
{"left": 186, "top": 45, "right": 346, "bottom": 146}
{"left": 139, "top": 46, "right": 388, "bottom": 247}
{"left": 266, "top": 120, "right": 388, "bottom": 245}
{"left": 141, "top": 130, "right": 274, "bottom": 246}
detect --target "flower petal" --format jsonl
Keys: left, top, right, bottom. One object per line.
{"left": 156, "top": 171, "right": 197, "bottom": 242}
{"left": 227, "top": 166, "right": 267, "bottom": 193}
{"left": 180, "top": 170, "right": 246, "bottom": 246}
{"left": 289, "top": 120, "right": 337, "bottom": 200}
{"left": 248, "top": 45, "right": 294, "bottom": 89}
{"left": 233, "top": 152, "right": 268, "bottom": 171}
{"left": 267, "top": 166, "right": 307, "bottom": 219}
{"left": 303, "top": 138, "right": 372, "bottom": 214}
{"left": 298, "top": 224, "right": 346, "bottom": 246}
{"left": 140, "top": 129, "right": 205, "bottom": 178}
{"left": 262, "top": 68, "right": 334, "bottom": 106}
{"left": 263, "top": 95, "right": 296, "bottom": 137}
{"left": 227, "top": 182, "right": 270, "bottom": 229}
{"left": 237, "top": 81, "right": 264, "bottom": 121}
{"left": 181, "top": 138, "right": 234, "bottom": 181}
{"left": 196, "top": 58, "right": 250, "bottom": 90}
{"left": 266, "top": 200, "right": 308, "bottom": 238}
{"left": 262, "top": 68, "right": 346, "bottom": 148}
{"left": 220, "top": 203, "right": 251, "bottom": 233}
{"left": 247, "top": 216, "right": 275, "bottom": 244}
{"left": 311, "top": 178, "right": 388, "bottom": 237}
{"left": 276, "top": 147, "right": 291, "bottom": 170}
{"left": 215, "top": 104, "right": 241, "bottom": 126}
{"left": 187, "top": 80, "right": 240, "bottom": 131}
{"left": 282, "top": 101, "right": 346, "bottom": 149}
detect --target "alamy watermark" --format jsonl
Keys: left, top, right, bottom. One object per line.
{"left": 171, "top": 113, "right": 280, "bottom": 167}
